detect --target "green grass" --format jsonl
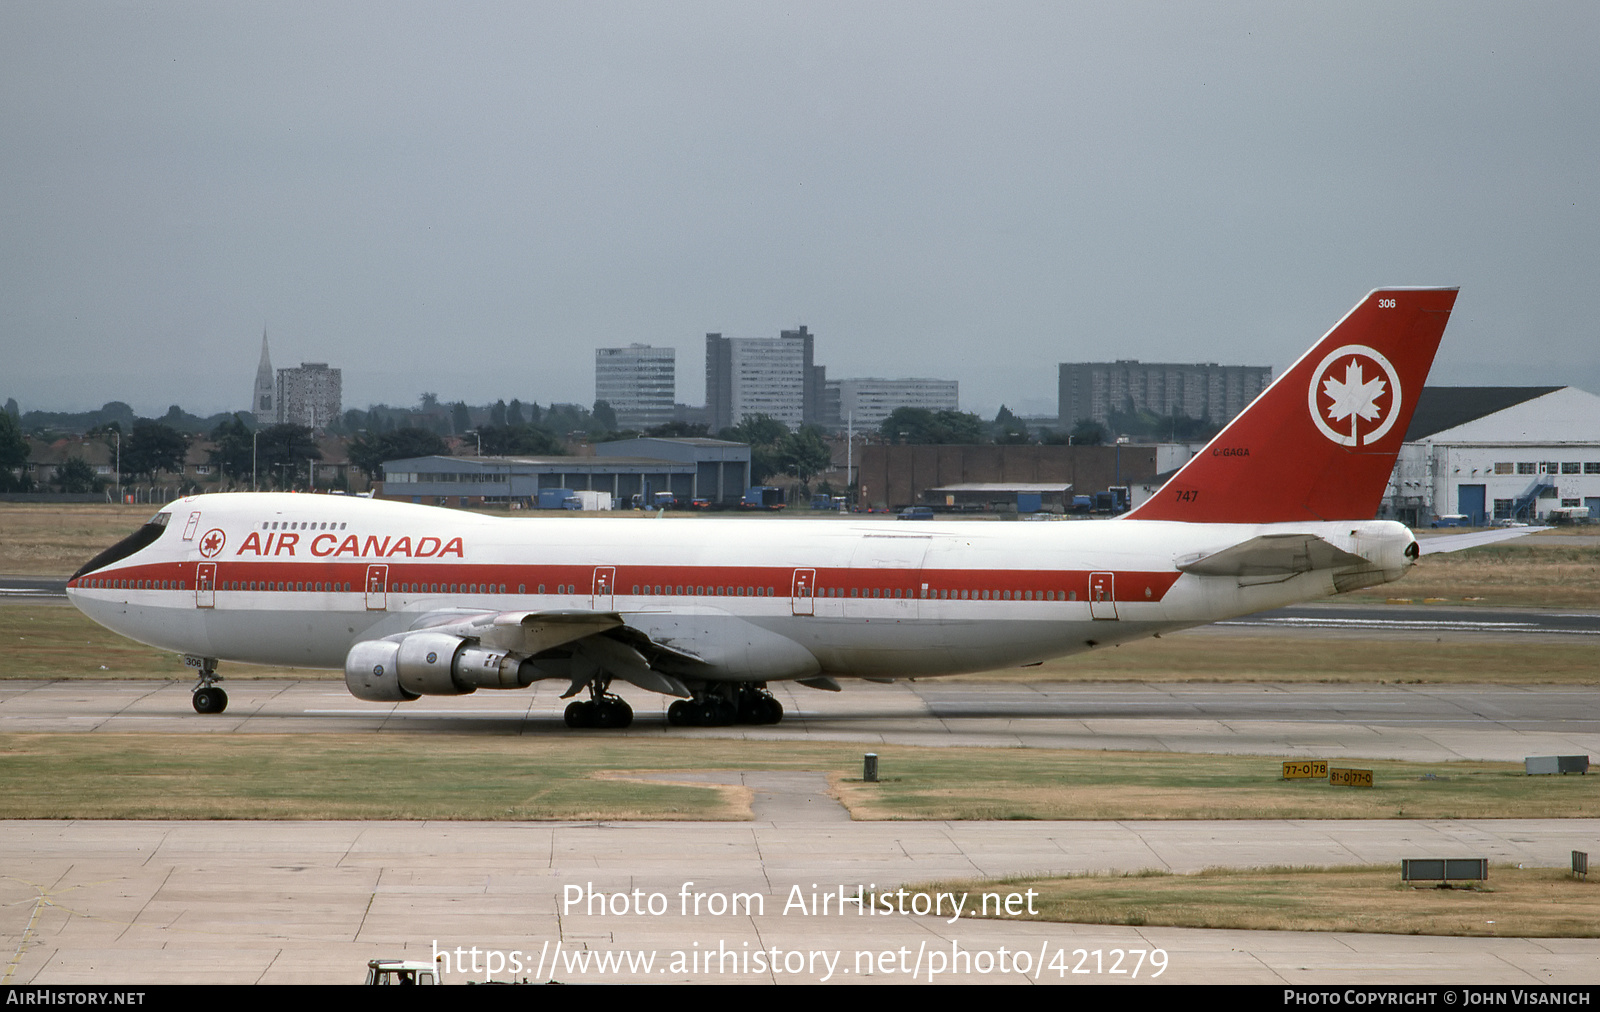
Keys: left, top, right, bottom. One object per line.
{"left": 959, "top": 631, "right": 1600, "bottom": 685}
{"left": 0, "top": 734, "right": 750, "bottom": 820}
{"left": 1, "top": 735, "right": 1592, "bottom": 822}
{"left": 0, "top": 605, "right": 326, "bottom": 680}
{"left": 834, "top": 749, "right": 1600, "bottom": 821}
{"left": 928, "top": 865, "right": 1600, "bottom": 937}
{"left": 1344, "top": 542, "right": 1600, "bottom": 609}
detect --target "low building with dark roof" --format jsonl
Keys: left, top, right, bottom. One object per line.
{"left": 378, "top": 437, "right": 752, "bottom": 508}
{"left": 1386, "top": 386, "right": 1600, "bottom": 526}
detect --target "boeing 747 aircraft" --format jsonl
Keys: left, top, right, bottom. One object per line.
{"left": 68, "top": 288, "right": 1459, "bottom": 727}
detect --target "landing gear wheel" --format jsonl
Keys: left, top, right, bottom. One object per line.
{"left": 185, "top": 656, "right": 224, "bottom": 715}
{"left": 593, "top": 697, "right": 634, "bottom": 729}
{"left": 566, "top": 696, "right": 632, "bottom": 729}
{"left": 192, "top": 686, "right": 228, "bottom": 714}
{"left": 667, "top": 700, "right": 692, "bottom": 726}
{"left": 734, "top": 685, "right": 784, "bottom": 725}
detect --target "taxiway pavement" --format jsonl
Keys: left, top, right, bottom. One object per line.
{"left": 5, "top": 818, "right": 1597, "bottom": 985}
{"left": 2, "top": 678, "right": 1596, "bottom": 763}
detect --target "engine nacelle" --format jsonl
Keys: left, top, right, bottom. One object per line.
{"left": 344, "top": 633, "right": 539, "bottom": 702}
{"left": 395, "top": 632, "right": 475, "bottom": 695}
{"left": 344, "top": 639, "right": 417, "bottom": 702}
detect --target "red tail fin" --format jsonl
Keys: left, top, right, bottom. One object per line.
{"left": 1127, "top": 287, "right": 1458, "bottom": 524}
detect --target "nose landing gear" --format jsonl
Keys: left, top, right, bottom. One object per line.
{"left": 185, "top": 655, "right": 227, "bottom": 714}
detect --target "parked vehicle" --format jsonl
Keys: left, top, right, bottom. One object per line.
{"left": 741, "top": 486, "right": 785, "bottom": 509}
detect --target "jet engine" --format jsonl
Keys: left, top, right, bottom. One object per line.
{"left": 344, "top": 632, "right": 538, "bottom": 702}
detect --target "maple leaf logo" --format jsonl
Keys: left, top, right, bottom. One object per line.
{"left": 1306, "top": 344, "right": 1403, "bottom": 447}
{"left": 1322, "top": 358, "right": 1388, "bottom": 444}
{"left": 199, "top": 529, "right": 225, "bottom": 557}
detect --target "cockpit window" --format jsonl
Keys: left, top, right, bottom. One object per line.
{"left": 73, "top": 512, "right": 173, "bottom": 578}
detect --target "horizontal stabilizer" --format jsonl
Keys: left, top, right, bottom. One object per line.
{"left": 1178, "top": 533, "right": 1368, "bottom": 578}
{"left": 1418, "top": 527, "right": 1548, "bottom": 555}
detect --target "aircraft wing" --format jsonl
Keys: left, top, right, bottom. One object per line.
{"left": 1416, "top": 527, "right": 1550, "bottom": 555}
{"left": 1177, "top": 533, "right": 1370, "bottom": 579}
{"left": 410, "top": 607, "right": 623, "bottom": 651}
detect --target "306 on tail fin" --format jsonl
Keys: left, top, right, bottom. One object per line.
{"left": 1127, "top": 287, "right": 1459, "bottom": 524}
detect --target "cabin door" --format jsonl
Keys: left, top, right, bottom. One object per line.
{"left": 365, "top": 564, "right": 389, "bottom": 611}
{"left": 791, "top": 568, "right": 816, "bottom": 616}
{"left": 1089, "top": 571, "right": 1118, "bottom": 620}
{"left": 592, "top": 567, "right": 616, "bottom": 610}
{"left": 195, "top": 563, "right": 216, "bottom": 609}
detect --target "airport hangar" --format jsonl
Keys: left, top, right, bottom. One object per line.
{"left": 1383, "top": 385, "right": 1600, "bottom": 527}
{"left": 375, "top": 436, "right": 752, "bottom": 508}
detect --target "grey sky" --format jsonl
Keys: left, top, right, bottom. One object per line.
{"left": 4, "top": 2, "right": 1596, "bottom": 421}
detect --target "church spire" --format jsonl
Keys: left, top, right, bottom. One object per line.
{"left": 252, "top": 327, "right": 275, "bottom": 424}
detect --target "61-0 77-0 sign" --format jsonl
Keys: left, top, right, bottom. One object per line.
{"left": 1328, "top": 767, "right": 1374, "bottom": 787}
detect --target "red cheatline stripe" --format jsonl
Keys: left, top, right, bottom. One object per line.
{"left": 74, "top": 563, "right": 1181, "bottom": 603}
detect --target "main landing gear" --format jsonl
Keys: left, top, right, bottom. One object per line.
{"left": 667, "top": 684, "right": 783, "bottom": 727}
{"left": 185, "top": 655, "right": 228, "bottom": 714}
{"left": 562, "top": 675, "right": 634, "bottom": 729}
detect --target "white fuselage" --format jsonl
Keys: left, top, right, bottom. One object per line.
{"left": 67, "top": 493, "right": 1416, "bottom": 687}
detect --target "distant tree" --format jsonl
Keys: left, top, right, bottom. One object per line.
{"left": 387, "top": 427, "right": 447, "bottom": 460}
{"left": 1069, "top": 419, "right": 1109, "bottom": 445}
{"left": 477, "top": 424, "right": 566, "bottom": 457}
{"left": 0, "top": 411, "right": 30, "bottom": 491}
{"left": 348, "top": 426, "right": 450, "bottom": 479}
{"left": 721, "top": 413, "right": 789, "bottom": 447}
{"left": 56, "top": 456, "right": 102, "bottom": 493}
{"left": 526, "top": 401, "right": 542, "bottom": 424}
{"left": 490, "top": 400, "right": 507, "bottom": 427}
{"left": 718, "top": 414, "right": 791, "bottom": 484}
{"left": 100, "top": 402, "right": 136, "bottom": 432}
{"left": 592, "top": 399, "right": 617, "bottom": 432}
{"left": 992, "top": 405, "right": 1029, "bottom": 444}
{"left": 4, "top": 398, "right": 18, "bottom": 421}
{"left": 506, "top": 399, "right": 526, "bottom": 426}
{"left": 645, "top": 421, "right": 710, "bottom": 438}
{"left": 450, "top": 402, "right": 471, "bottom": 434}
{"left": 208, "top": 414, "right": 256, "bottom": 485}
{"left": 420, "top": 392, "right": 439, "bottom": 411}
{"left": 778, "top": 426, "right": 833, "bottom": 492}
{"left": 122, "top": 419, "right": 188, "bottom": 481}
{"left": 1106, "top": 408, "right": 1219, "bottom": 442}
{"left": 254, "top": 424, "right": 321, "bottom": 489}
{"left": 879, "top": 407, "right": 984, "bottom": 444}
{"left": 541, "top": 403, "right": 595, "bottom": 437}
{"left": 346, "top": 433, "right": 386, "bottom": 479}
